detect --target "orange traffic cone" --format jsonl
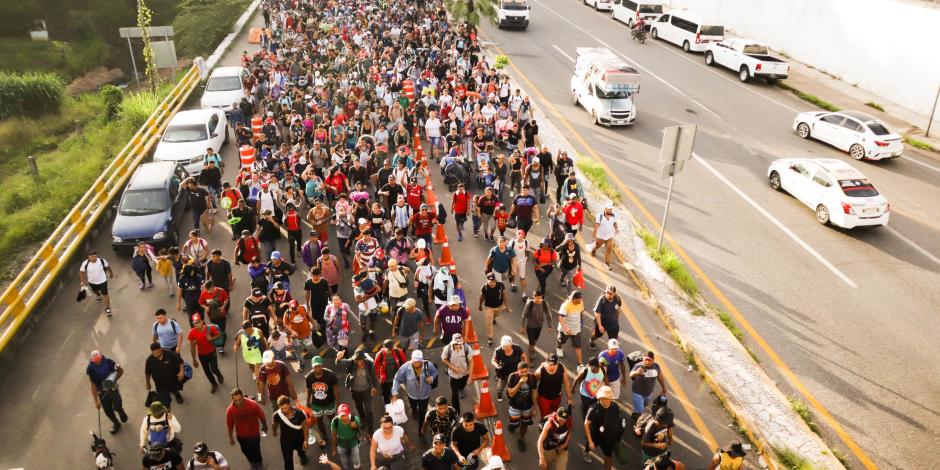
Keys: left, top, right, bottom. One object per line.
{"left": 474, "top": 380, "right": 498, "bottom": 419}
{"left": 490, "top": 420, "right": 512, "bottom": 462}
{"left": 425, "top": 183, "right": 438, "bottom": 206}
{"left": 438, "top": 241, "right": 454, "bottom": 266}
{"left": 464, "top": 317, "right": 479, "bottom": 345}
{"left": 433, "top": 222, "right": 447, "bottom": 244}
{"left": 470, "top": 342, "right": 489, "bottom": 381}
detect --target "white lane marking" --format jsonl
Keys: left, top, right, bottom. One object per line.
{"left": 531, "top": 0, "right": 723, "bottom": 120}
{"left": 693, "top": 154, "right": 859, "bottom": 288}
{"left": 552, "top": 44, "right": 575, "bottom": 63}
{"left": 900, "top": 154, "right": 940, "bottom": 173}
{"left": 885, "top": 226, "right": 940, "bottom": 269}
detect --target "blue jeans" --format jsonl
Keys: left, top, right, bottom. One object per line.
{"left": 632, "top": 392, "right": 653, "bottom": 413}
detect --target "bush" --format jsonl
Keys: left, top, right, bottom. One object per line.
{"left": 0, "top": 72, "right": 65, "bottom": 120}
{"left": 117, "top": 89, "right": 163, "bottom": 128}
{"left": 636, "top": 225, "right": 700, "bottom": 298}
{"left": 173, "top": 0, "right": 252, "bottom": 58}
{"left": 99, "top": 85, "right": 124, "bottom": 121}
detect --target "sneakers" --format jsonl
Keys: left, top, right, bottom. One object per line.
{"left": 118, "top": 410, "right": 128, "bottom": 423}
{"left": 474, "top": 232, "right": 479, "bottom": 238}
{"left": 95, "top": 294, "right": 102, "bottom": 303}
{"left": 497, "top": 391, "right": 503, "bottom": 402}
{"left": 138, "top": 282, "right": 145, "bottom": 290}
{"left": 217, "top": 347, "right": 225, "bottom": 354}
{"left": 105, "top": 308, "right": 112, "bottom": 317}
{"left": 457, "top": 232, "right": 463, "bottom": 242}
{"left": 174, "top": 392, "right": 184, "bottom": 404}
{"left": 487, "top": 338, "right": 494, "bottom": 348}
{"left": 521, "top": 294, "right": 528, "bottom": 303}
{"left": 146, "top": 282, "right": 154, "bottom": 288}
{"left": 517, "top": 438, "right": 527, "bottom": 452}
{"left": 510, "top": 284, "right": 517, "bottom": 293}
{"left": 210, "top": 383, "right": 218, "bottom": 394}
{"left": 110, "top": 422, "right": 121, "bottom": 434}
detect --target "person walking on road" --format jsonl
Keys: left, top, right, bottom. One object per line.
{"left": 375, "top": 340, "right": 408, "bottom": 405}
{"left": 233, "top": 320, "right": 266, "bottom": 381}
{"left": 132, "top": 241, "right": 157, "bottom": 290}
{"left": 571, "top": 356, "right": 608, "bottom": 462}
{"left": 556, "top": 291, "right": 586, "bottom": 366}
{"left": 533, "top": 354, "right": 572, "bottom": 419}
{"left": 707, "top": 440, "right": 747, "bottom": 470}
{"left": 537, "top": 407, "right": 573, "bottom": 470}
{"left": 630, "top": 351, "right": 668, "bottom": 415}
{"left": 283, "top": 299, "right": 314, "bottom": 371}
{"left": 336, "top": 348, "right": 379, "bottom": 433}
{"left": 330, "top": 404, "right": 364, "bottom": 470}
{"left": 176, "top": 263, "right": 204, "bottom": 323}
{"left": 304, "top": 355, "right": 341, "bottom": 449}
{"left": 423, "top": 396, "right": 459, "bottom": 443}
{"left": 142, "top": 441, "right": 184, "bottom": 470}
{"left": 423, "top": 433, "right": 461, "bottom": 470}
{"left": 272, "top": 395, "right": 310, "bottom": 469}
{"left": 484, "top": 236, "right": 516, "bottom": 284}
{"left": 186, "top": 178, "right": 212, "bottom": 231}
{"left": 507, "top": 230, "right": 529, "bottom": 296}
{"left": 531, "top": 238, "right": 558, "bottom": 296}
{"left": 79, "top": 250, "right": 114, "bottom": 316}
{"left": 186, "top": 441, "right": 230, "bottom": 470}
{"left": 591, "top": 203, "right": 619, "bottom": 268}
{"left": 640, "top": 406, "right": 676, "bottom": 464}
{"left": 585, "top": 386, "right": 626, "bottom": 470}
{"left": 152, "top": 308, "right": 183, "bottom": 354}
{"left": 449, "top": 412, "right": 490, "bottom": 470}
{"left": 479, "top": 273, "right": 509, "bottom": 348}
{"left": 370, "top": 414, "right": 415, "bottom": 470}
{"left": 556, "top": 234, "right": 581, "bottom": 293}
{"left": 87, "top": 350, "right": 128, "bottom": 434}
{"left": 451, "top": 183, "right": 471, "bottom": 241}
{"left": 257, "top": 349, "right": 298, "bottom": 407}
{"left": 441, "top": 333, "right": 473, "bottom": 413}
{"left": 392, "top": 298, "right": 426, "bottom": 351}
{"left": 492, "top": 335, "right": 528, "bottom": 403}
{"left": 590, "top": 285, "right": 623, "bottom": 350}
{"left": 198, "top": 280, "right": 230, "bottom": 352}
{"left": 145, "top": 342, "right": 185, "bottom": 406}
{"left": 139, "top": 401, "right": 182, "bottom": 455}
{"left": 434, "top": 295, "right": 470, "bottom": 346}
{"left": 188, "top": 314, "right": 225, "bottom": 393}
{"left": 506, "top": 362, "right": 538, "bottom": 453}
{"left": 391, "top": 349, "right": 439, "bottom": 434}
{"left": 520, "top": 290, "right": 552, "bottom": 356}
{"left": 226, "top": 388, "right": 267, "bottom": 470}
{"left": 599, "top": 339, "right": 628, "bottom": 400}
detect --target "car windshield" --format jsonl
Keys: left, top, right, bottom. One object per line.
{"left": 596, "top": 87, "right": 630, "bottom": 99}
{"left": 163, "top": 124, "right": 208, "bottom": 143}
{"left": 119, "top": 189, "right": 169, "bottom": 215}
{"left": 839, "top": 179, "right": 880, "bottom": 198}
{"left": 700, "top": 25, "right": 724, "bottom": 36}
{"left": 639, "top": 4, "right": 663, "bottom": 13}
{"left": 742, "top": 44, "right": 769, "bottom": 55}
{"left": 206, "top": 76, "right": 242, "bottom": 92}
{"left": 502, "top": 1, "right": 528, "bottom": 9}
{"left": 866, "top": 122, "right": 891, "bottom": 136}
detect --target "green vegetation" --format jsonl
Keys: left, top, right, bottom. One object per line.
{"left": 635, "top": 225, "right": 699, "bottom": 298}
{"left": 777, "top": 83, "right": 841, "bottom": 112}
{"left": 0, "top": 72, "right": 64, "bottom": 119}
{"left": 716, "top": 309, "right": 744, "bottom": 342}
{"left": 774, "top": 447, "right": 820, "bottom": 470}
{"left": 681, "top": 345, "right": 698, "bottom": 371}
{"left": 445, "top": 0, "right": 497, "bottom": 28}
{"left": 0, "top": 38, "right": 110, "bottom": 82}
{"left": 100, "top": 84, "right": 124, "bottom": 120}
{"left": 172, "top": 0, "right": 253, "bottom": 58}
{"left": 904, "top": 136, "right": 936, "bottom": 152}
{"left": 788, "top": 396, "right": 819, "bottom": 434}
{"left": 832, "top": 449, "right": 851, "bottom": 469}
{"left": 864, "top": 101, "right": 885, "bottom": 112}
{"left": 576, "top": 156, "right": 622, "bottom": 203}
{"left": 494, "top": 55, "right": 510, "bottom": 70}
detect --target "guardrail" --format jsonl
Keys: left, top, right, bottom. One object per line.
{"left": 0, "top": 65, "right": 203, "bottom": 352}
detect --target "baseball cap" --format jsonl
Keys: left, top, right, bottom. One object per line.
{"left": 262, "top": 350, "right": 275, "bottom": 364}
{"left": 337, "top": 404, "right": 351, "bottom": 417}
{"left": 90, "top": 350, "right": 103, "bottom": 360}
{"left": 271, "top": 251, "right": 282, "bottom": 260}
{"left": 608, "top": 338, "right": 620, "bottom": 349}
{"left": 605, "top": 285, "right": 617, "bottom": 293}
{"left": 486, "top": 273, "right": 496, "bottom": 281}
{"left": 411, "top": 350, "right": 424, "bottom": 361}
{"left": 547, "top": 354, "right": 559, "bottom": 364}
{"left": 452, "top": 333, "right": 464, "bottom": 344}
{"left": 433, "top": 433, "right": 446, "bottom": 444}
{"left": 191, "top": 313, "right": 202, "bottom": 324}
{"left": 556, "top": 407, "right": 570, "bottom": 419}
{"left": 252, "top": 287, "right": 263, "bottom": 296}
{"left": 193, "top": 442, "right": 209, "bottom": 456}
{"left": 500, "top": 335, "right": 512, "bottom": 347}
{"left": 448, "top": 295, "right": 461, "bottom": 305}
{"left": 311, "top": 356, "right": 324, "bottom": 367}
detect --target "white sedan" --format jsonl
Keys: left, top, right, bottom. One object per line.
{"left": 153, "top": 109, "right": 227, "bottom": 176}
{"left": 767, "top": 158, "right": 890, "bottom": 228}
{"left": 792, "top": 110, "right": 904, "bottom": 160}
{"left": 584, "top": 0, "right": 613, "bottom": 11}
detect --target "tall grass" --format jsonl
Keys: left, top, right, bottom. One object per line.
{"left": 789, "top": 396, "right": 819, "bottom": 434}
{"left": 575, "top": 155, "right": 621, "bottom": 203}
{"left": 118, "top": 88, "right": 164, "bottom": 128}
{"left": 904, "top": 136, "right": 935, "bottom": 152}
{"left": 777, "top": 82, "right": 840, "bottom": 112}
{"left": 0, "top": 71, "right": 64, "bottom": 119}
{"left": 774, "top": 447, "right": 820, "bottom": 470}
{"left": 717, "top": 309, "right": 744, "bottom": 341}
{"left": 636, "top": 225, "right": 699, "bottom": 297}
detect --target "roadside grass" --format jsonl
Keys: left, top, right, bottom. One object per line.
{"left": 904, "top": 136, "right": 936, "bottom": 152}
{"left": 716, "top": 308, "right": 745, "bottom": 341}
{"left": 788, "top": 396, "right": 820, "bottom": 434}
{"left": 777, "top": 82, "right": 841, "bottom": 112}
{"left": 575, "top": 155, "right": 622, "bottom": 203}
{"left": 864, "top": 101, "right": 885, "bottom": 112}
{"left": 774, "top": 447, "right": 821, "bottom": 470}
{"left": 0, "top": 37, "right": 109, "bottom": 82}
{"left": 635, "top": 225, "right": 699, "bottom": 298}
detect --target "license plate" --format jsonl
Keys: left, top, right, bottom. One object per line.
{"left": 863, "top": 208, "right": 879, "bottom": 215}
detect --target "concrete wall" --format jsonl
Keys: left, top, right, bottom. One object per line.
{"left": 666, "top": 0, "right": 940, "bottom": 117}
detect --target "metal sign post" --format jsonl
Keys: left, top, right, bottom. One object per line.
{"left": 119, "top": 26, "right": 176, "bottom": 87}
{"left": 657, "top": 125, "right": 696, "bottom": 252}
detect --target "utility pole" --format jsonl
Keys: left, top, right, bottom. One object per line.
{"left": 657, "top": 125, "right": 696, "bottom": 252}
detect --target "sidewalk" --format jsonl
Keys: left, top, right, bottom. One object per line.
{"left": 781, "top": 56, "right": 940, "bottom": 159}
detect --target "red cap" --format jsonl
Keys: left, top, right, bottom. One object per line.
{"left": 337, "top": 404, "right": 351, "bottom": 417}
{"left": 191, "top": 313, "right": 202, "bottom": 324}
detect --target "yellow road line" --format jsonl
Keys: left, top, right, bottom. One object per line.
{"left": 485, "top": 36, "right": 877, "bottom": 469}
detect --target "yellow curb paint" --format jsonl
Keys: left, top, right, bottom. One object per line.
{"left": 484, "top": 34, "right": 874, "bottom": 469}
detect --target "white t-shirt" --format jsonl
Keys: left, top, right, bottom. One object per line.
{"left": 595, "top": 212, "right": 618, "bottom": 240}
{"left": 425, "top": 118, "right": 442, "bottom": 138}
{"left": 80, "top": 258, "right": 109, "bottom": 285}
{"left": 373, "top": 426, "right": 405, "bottom": 456}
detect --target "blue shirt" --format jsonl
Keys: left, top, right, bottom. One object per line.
{"left": 392, "top": 360, "right": 438, "bottom": 400}
{"left": 599, "top": 350, "right": 625, "bottom": 382}
{"left": 86, "top": 358, "right": 117, "bottom": 389}
{"left": 487, "top": 246, "right": 516, "bottom": 274}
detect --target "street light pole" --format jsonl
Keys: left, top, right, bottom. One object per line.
{"left": 927, "top": 84, "right": 940, "bottom": 138}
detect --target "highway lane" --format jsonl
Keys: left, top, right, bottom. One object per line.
{"left": 0, "top": 10, "right": 752, "bottom": 469}
{"left": 481, "top": 3, "right": 940, "bottom": 468}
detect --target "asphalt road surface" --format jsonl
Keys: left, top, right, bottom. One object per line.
{"left": 480, "top": 2, "right": 940, "bottom": 469}
{"left": 0, "top": 11, "right": 752, "bottom": 470}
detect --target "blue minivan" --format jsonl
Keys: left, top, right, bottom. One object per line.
{"left": 111, "top": 161, "right": 189, "bottom": 251}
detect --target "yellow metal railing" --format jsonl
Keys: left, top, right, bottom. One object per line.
{"left": 0, "top": 65, "right": 203, "bottom": 352}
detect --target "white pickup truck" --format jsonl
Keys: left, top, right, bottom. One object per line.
{"left": 496, "top": 0, "right": 530, "bottom": 29}
{"left": 570, "top": 47, "right": 640, "bottom": 126}
{"left": 704, "top": 38, "right": 789, "bottom": 83}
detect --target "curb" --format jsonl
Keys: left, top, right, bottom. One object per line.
{"left": 476, "top": 37, "right": 845, "bottom": 470}
{"left": 206, "top": 0, "right": 261, "bottom": 70}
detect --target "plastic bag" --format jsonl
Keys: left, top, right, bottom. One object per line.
{"left": 386, "top": 398, "right": 408, "bottom": 424}
{"left": 573, "top": 269, "right": 586, "bottom": 289}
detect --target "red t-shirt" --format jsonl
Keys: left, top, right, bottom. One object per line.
{"left": 410, "top": 213, "right": 435, "bottom": 235}
{"left": 198, "top": 288, "right": 230, "bottom": 317}
{"left": 406, "top": 184, "right": 424, "bottom": 211}
{"left": 452, "top": 192, "right": 470, "bottom": 215}
{"left": 563, "top": 201, "right": 584, "bottom": 226}
{"left": 188, "top": 325, "right": 220, "bottom": 356}
{"left": 226, "top": 398, "right": 265, "bottom": 438}
{"left": 284, "top": 210, "right": 302, "bottom": 231}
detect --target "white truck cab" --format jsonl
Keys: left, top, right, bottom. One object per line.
{"left": 570, "top": 47, "right": 640, "bottom": 126}
{"left": 497, "top": 0, "right": 530, "bottom": 29}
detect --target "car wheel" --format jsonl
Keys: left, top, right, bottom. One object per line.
{"left": 704, "top": 52, "right": 715, "bottom": 66}
{"left": 628, "top": 18, "right": 634, "bottom": 28}
{"left": 739, "top": 67, "right": 750, "bottom": 82}
{"left": 815, "top": 205, "right": 830, "bottom": 225}
{"left": 592, "top": 111, "right": 599, "bottom": 125}
{"left": 572, "top": 91, "right": 579, "bottom": 105}
{"left": 223, "top": 127, "right": 229, "bottom": 145}
{"left": 849, "top": 144, "right": 866, "bottom": 160}
{"left": 682, "top": 40, "right": 691, "bottom": 52}
{"left": 769, "top": 171, "right": 782, "bottom": 191}
{"left": 796, "top": 122, "right": 811, "bottom": 139}
{"left": 651, "top": 28, "right": 658, "bottom": 39}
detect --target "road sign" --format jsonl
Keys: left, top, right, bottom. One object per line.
{"left": 119, "top": 26, "right": 174, "bottom": 38}
{"left": 657, "top": 125, "right": 697, "bottom": 251}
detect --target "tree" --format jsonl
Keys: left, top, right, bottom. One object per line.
{"left": 137, "top": 0, "right": 160, "bottom": 92}
{"left": 444, "top": 0, "right": 497, "bottom": 29}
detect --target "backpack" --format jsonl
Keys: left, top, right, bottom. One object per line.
{"left": 435, "top": 201, "right": 447, "bottom": 224}
{"left": 204, "top": 291, "right": 226, "bottom": 323}
{"left": 423, "top": 360, "right": 439, "bottom": 389}
{"left": 153, "top": 320, "right": 180, "bottom": 338}
{"left": 146, "top": 414, "right": 171, "bottom": 447}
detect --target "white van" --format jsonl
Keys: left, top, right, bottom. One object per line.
{"left": 611, "top": 0, "right": 664, "bottom": 28}
{"left": 496, "top": 0, "right": 530, "bottom": 29}
{"left": 650, "top": 10, "right": 724, "bottom": 53}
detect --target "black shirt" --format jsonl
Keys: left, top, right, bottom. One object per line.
{"left": 450, "top": 422, "right": 489, "bottom": 457}
{"left": 304, "top": 369, "right": 339, "bottom": 407}
{"left": 206, "top": 259, "right": 232, "bottom": 291}
{"left": 507, "top": 372, "right": 537, "bottom": 410}
{"left": 480, "top": 282, "right": 505, "bottom": 308}
{"left": 244, "top": 297, "right": 271, "bottom": 330}
{"left": 304, "top": 278, "right": 331, "bottom": 321}
{"left": 422, "top": 447, "right": 459, "bottom": 470}
{"left": 257, "top": 218, "right": 281, "bottom": 242}
{"left": 145, "top": 349, "right": 183, "bottom": 390}
{"left": 586, "top": 402, "right": 625, "bottom": 443}
{"left": 142, "top": 448, "right": 183, "bottom": 469}
{"left": 267, "top": 260, "right": 294, "bottom": 285}
{"left": 493, "top": 345, "right": 524, "bottom": 378}
{"left": 188, "top": 187, "right": 210, "bottom": 212}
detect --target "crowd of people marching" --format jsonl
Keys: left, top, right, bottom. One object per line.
{"left": 78, "top": 0, "right": 749, "bottom": 469}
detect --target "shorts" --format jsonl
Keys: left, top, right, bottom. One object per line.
{"left": 89, "top": 282, "right": 108, "bottom": 296}
{"left": 557, "top": 330, "right": 582, "bottom": 348}
{"left": 537, "top": 395, "right": 561, "bottom": 418}
{"left": 311, "top": 402, "right": 337, "bottom": 417}
{"left": 512, "top": 258, "right": 527, "bottom": 279}
{"left": 429, "top": 136, "right": 443, "bottom": 147}
{"left": 507, "top": 406, "right": 534, "bottom": 430}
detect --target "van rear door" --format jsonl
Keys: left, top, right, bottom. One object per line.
{"left": 698, "top": 24, "right": 724, "bottom": 44}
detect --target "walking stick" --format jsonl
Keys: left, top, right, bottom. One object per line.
{"left": 234, "top": 334, "right": 241, "bottom": 390}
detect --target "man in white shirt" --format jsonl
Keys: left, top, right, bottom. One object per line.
{"left": 591, "top": 203, "right": 620, "bottom": 268}
{"left": 425, "top": 110, "right": 443, "bottom": 161}
{"left": 80, "top": 250, "right": 114, "bottom": 316}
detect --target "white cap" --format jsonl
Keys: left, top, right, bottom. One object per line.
{"left": 416, "top": 239, "right": 427, "bottom": 249}
{"left": 448, "top": 295, "right": 462, "bottom": 305}
{"left": 262, "top": 350, "right": 275, "bottom": 364}
{"left": 608, "top": 338, "right": 620, "bottom": 349}
{"left": 500, "top": 335, "right": 513, "bottom": 347}
{"left": 411, "top": 350, "right": 424, "bottom": 361}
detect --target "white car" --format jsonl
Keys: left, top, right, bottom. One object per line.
{"left": 767, "top": 158, "right": 890, "bottom": 228}
{"left": 153, "top": 109, "right": 228, "bottom": 176}
{"left": 793, "top": 110, "right": 904, "bottom": 161}
{"left": 584, "top": 0, "right": 613, "bottom": 11}
{"left": 200, "top": 66, "right": 247, "bottom": 113}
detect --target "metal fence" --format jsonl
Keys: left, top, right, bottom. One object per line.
{"left": 0, "top": 65, "right": 202, "bottom": 352}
